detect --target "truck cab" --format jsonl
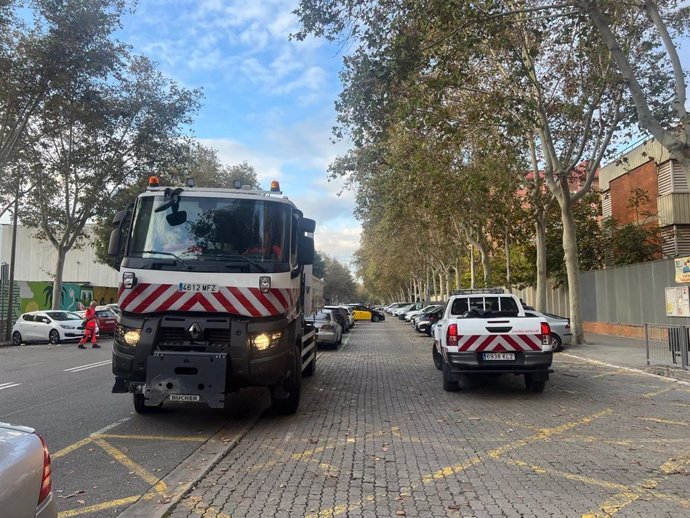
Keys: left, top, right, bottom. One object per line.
{"left": 108, "top": 178, "right": 316, "bottom": 414}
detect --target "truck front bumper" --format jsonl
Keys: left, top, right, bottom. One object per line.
{"left": 446, "top": 351, "right": 553, "bottom": 374}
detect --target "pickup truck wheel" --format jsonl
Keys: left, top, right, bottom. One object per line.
{"left": 442, "top": 361, "right": 459, "bottom": 391}
{"left": 133, "top": 393, "right": 163, "bottom": 414}
{"left": 271, "top": 348, "right": 301, "bottom": 415}
{"left": 432, "top": 343, "right": 443, "bottom": 370}
{"left": 550, "top": 333, "right": 563, "bottom": 352}
{"left": 524, "top": 374, "right": 546, "bottom": 392}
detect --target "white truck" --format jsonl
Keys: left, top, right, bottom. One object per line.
{"left": 432, "top": 290, "right": 553, "bottom": 392}
{"left": 107, "top": 177, "right": 317, "bottom": 414}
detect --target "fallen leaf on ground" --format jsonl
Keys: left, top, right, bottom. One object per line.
{"left": 58, "top": 490, "right": 85, "bottom": 499}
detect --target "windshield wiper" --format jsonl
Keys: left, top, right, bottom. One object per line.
{"left": 198, "top": 253, "right": 267, "bottom": 272}
{"left": 138, "top": 250, "right": 193, "bottom": 270}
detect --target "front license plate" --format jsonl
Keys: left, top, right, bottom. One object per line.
{"left": 483, "top": 353, "right": 515, "bottom": 360}
{"left": 178, "top": 282, "right": 219, "bottom": 293}
{"left": 168, "top": 394, "right": 200, "bottom": 402}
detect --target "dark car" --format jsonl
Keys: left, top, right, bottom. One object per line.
{"left": 324, "top": 306, "right": 351, "bottom": 333}
{"left": 415, "top": 306, "right": 445, "bottom": 336}
{"left": 347, "top": 304, "right": 385, "bottom": 322}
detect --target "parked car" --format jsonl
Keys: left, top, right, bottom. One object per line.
{"left": 0, "top": 422, "right": 57, "bottom": 518}
{"left": 347, "top": 304, "right": 385, "bottom": 322}
{"left": 312, "top": 310, "right": 342, "bottom": 348}
{"left": 415, "top": 306, "right": 445, "bottom": 336}
{"left": 385, "top": 302, "right": 410, "bottom": 314}
{"left": 407, "top": 304, "right": 440, "bottom": 323}
{"left": 324, "top": 306, "right": 351, "bottom": 333}
{"left": 12, "top": 311, "right": 85, "bottom": 345}
{"left": 106, "top": 303, "right": 122, "bottom": 317}
{"left": 524, "top": 310, "right": 571, "bottom": 351}
{"left": 339, "top": 305, "right": 355, "bottom": 328}
{"left": 399, "top": 302, "right": 425, "bottom": 320}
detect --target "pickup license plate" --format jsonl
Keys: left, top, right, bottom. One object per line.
{"left": 168, "top": 394, "right": 200, "bottom": 402}
{"left": 483, "top": 353, "right": 515, "bottom": 361}
{"left": 178, "top": 283, "right": 219, "bottom": 293}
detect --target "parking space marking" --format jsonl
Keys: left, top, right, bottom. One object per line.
{"left": 421, "top": 408, "right": 613, "bottom": 483}
{"left": 52, "top": 417, "right": 131, "bottom": 459}
{"left": 637, "top": 416, "right": 689, "bottom": 427}
{"left": 303, "top": 495, "right": 375, "bottom": 518}
{"left": 643, "top": 386, "right": 676, "bottom": 398}
{"left": 93, "top": 438, "right": 168, "bottom": 492}
{"left": 0, "top": 381, "right": 21, "bottom": 390}
{"left": 58, "top": 495, "right": 144, "bottom": 518}
{"left": 561, "top": 353, "right": 690, "bottom": 386}
{"left": 64, "top": 360, "right": 111, "bottom": 373}
{"left": 582, "top": 451, "right": 690, "bottom": 517}
{"left": 98, "top": 433, "right": 206, "bottom": 442}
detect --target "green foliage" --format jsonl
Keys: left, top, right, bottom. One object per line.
{"left": 321, "top": 253, "right": 357, "bottom": 303}
{"left": 312, "top": 250, "right": 326, "bottom": 278}
{"left": 601, "top": 218, "right": 660, "bottom": 267}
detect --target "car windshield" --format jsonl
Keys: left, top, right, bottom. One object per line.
{"left": 97, "top": 309, "right": 115, "bottom": 317}
{"left": 45, "top": 311, "right": 81, "bottom": 321}
{"left": 127, "top": 195, "right": 291, "bottom": 273}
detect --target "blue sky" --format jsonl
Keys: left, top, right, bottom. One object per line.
{"left": 118, "top": 0, "right": 360, "bottom": 267}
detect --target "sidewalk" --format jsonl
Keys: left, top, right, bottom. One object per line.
{"left": 571, "top": 332, "right": 690, "bottom": 383}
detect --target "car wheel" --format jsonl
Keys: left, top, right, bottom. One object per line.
{"left": 12, "top": 331, "right": 22, "bottom": 346}
{"left": 550, "top": 333, "right": 563, "bottom": 352}
{"left": 432, "top": 343, "right": 443, "bottom": 370}
{"left": 442, "top": 361, "right": 459, "bottom": 391}
{"left": 371, "top": 315, "right": 380, "bottom": 322}
{"left": 524, "top": 374, "right": 546, "bottom": 392}
{"left": 133, "top": 393, "right": 163, "bottom": 414}
{"left": 49, "top": 329, "right": 60, "bottom": 345}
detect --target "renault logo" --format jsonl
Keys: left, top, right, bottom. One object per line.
{"left": 188, "top": 322, "right": 202, "bottom": 339}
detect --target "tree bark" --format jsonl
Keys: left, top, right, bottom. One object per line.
{"left": 52, "top": 247, "right": 67, "bottom": 310}
{"left": 560, "top": 198, "right": 585, "bottom": 344}
{"left": 469, "top": 245, "right": 475, "bottom": 289}
{"left": 504, "top": 231, "right": 512, "bottom": 293}
{"left": 535, "top": 214, "right": 548, "bottom": 312}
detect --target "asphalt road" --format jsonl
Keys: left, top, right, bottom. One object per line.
{"left": 0, "top": 338, "right": 269, "bottom": 518}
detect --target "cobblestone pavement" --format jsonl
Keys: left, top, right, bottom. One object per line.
{"left": 166, "top": 320, "right": 690, "bottom": 518}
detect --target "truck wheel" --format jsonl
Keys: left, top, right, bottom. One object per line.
{"left": 271, "top": 348, "right": 301, "bottom": 415}
{"left": 303, "top": 347, "right": 316, "bottom": 377}
{"left": 133, "top": 393, "right": 163, "bottom": 414}
{"left": 371, "top": 315, "right": 380, "bottom": 322}
{"left": 432, "top": 343, "right": 443, "bottom": 371}
{"left": 524, "top": 374, "right": 546, "bottom": 392}
{"left": 442, "top": 361, "right": 459, "bottom": 392}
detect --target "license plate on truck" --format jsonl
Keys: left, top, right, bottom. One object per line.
{"left": 168, "top": 394, "right": 200, "bottom": 402}
{"left": 178, "top": 283, "right": 219, "bottom": 293}
{"left": 483, "top": 353, "right": 515, "bottom": 360}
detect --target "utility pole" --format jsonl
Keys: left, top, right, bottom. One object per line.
{"left": 5, "top": 181, "right": 19, "bottom": 341}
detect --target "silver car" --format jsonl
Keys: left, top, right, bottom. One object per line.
{"left": 0, "top": 423, "right": 57, "bottom": 518}
{"left": 312, "top": 310, "right": 342, "bottom": 349}
{"left": 525, "top": 310, "right": 572, "bottom": 351}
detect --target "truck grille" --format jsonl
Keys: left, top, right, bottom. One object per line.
{"left": 158, "top": 326, "right": 231, "bottom": 352}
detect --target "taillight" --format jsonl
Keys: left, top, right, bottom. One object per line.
{"left": 541, "top": 322, "right": 551, "bottom": 345}
{"left": 321, "top": 324, "right": 335, "bottom": 331}
{"left": 37, "top": 434, "right": 52, "bottom": 506}
{"left": 447, "top": 323, "right": 458, "bottom": 346}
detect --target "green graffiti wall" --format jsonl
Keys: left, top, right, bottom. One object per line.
{"left": 18, "top": 281, "right": 83, "bottom": 312}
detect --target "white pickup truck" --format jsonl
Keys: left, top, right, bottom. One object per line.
{"left": 432, "top": 290, "right": 553, "bottom": 392}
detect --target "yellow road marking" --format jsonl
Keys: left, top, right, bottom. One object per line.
{"left": 97, "top": 433, "right": 206, "bottom": 442}
{"left": 638, "top": 417, "right": 689, "bottom": 427}
{"left": 421, "top": 408, "right": 613, "bottom": 483}
{"left": 94, "top": 439, "right": 168, "bottom": 493}
{"left": 52, "top": 437, "right": 94, "bottom": 459}
{"left": 582, "top": 452, "right": 690, "bottom": 517}
{"left": 304, "top": 495, "right": 375, "bottom": 518}
{"left": 500, "top": 458, "right": 629, "bottom": 491}
{"left": 58, "top": 494, "right": 146, "bottom": 517}
{"left": 643, "top": 387, "right": 675, "bottom": 398}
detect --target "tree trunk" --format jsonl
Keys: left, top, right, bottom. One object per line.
{"left": 504, "top": 232, "right": 512, "bottom": 293}
{"left": 52, "top": 247, "right": 67, "bottom": 310}
{"left": 469, "top": 245, "right": 475, "bottom": 289}
{"left": 454, "top": 258, "right": 461, "bottom": 292}
{"left": 535, "top": 213, "right": 547, "bottom": 312}
{"left": 561, "top": 199, "right": 584, "bottom": 344}
{"left": 478, "top": 244, "right": 491, "bottom": 287}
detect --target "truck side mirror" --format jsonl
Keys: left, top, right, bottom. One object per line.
{"left": 108, "top": 229, "right": 121, "bottom": 257}
{"left": 298, "top": 235, "right": 314, "bottom": 265}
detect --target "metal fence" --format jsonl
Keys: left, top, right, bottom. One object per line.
{"left": 645, "top": 324, "right": 690, "bottom": 370}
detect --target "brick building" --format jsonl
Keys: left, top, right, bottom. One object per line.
{"left": 599, "top": 138, "right": 690, "bottom": 257}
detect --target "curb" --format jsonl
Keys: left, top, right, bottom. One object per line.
{"left": 116, "top": 406, "right": 265, "bottom": 518}
{"left": 562, "top": 352, "right": 690, "bottom": 386}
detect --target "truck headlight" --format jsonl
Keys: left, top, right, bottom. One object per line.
{"left": 116, "top": 324, "right": 141, "bottom": 347}
{"left": 250, "top": 331, "right": 283, "bottom": 352}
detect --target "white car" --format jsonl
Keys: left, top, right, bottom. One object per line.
{"left": 12, "top": 310, "right": 86, "bottom": 345}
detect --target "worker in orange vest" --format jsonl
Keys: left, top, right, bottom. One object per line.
{"left": 79, "top": 301, "right": 100, "bottom": 349}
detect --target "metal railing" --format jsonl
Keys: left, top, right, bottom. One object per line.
{"left": 645, "top": 324, "right": 690, "bottom": 370}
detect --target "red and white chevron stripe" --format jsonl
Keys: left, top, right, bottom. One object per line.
{"left": 118, "top": 283, "right": 299, "bottom": 319}
{"left": 457, "top": 334, "right": 543, "bottom": 352}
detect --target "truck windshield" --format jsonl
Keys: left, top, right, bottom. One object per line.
{"left": 126, "top": 195, "right": 291, "bottom": 273}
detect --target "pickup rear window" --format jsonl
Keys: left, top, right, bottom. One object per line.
{"left": 450, "top": 296, "right": 519, "bottom": 318}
